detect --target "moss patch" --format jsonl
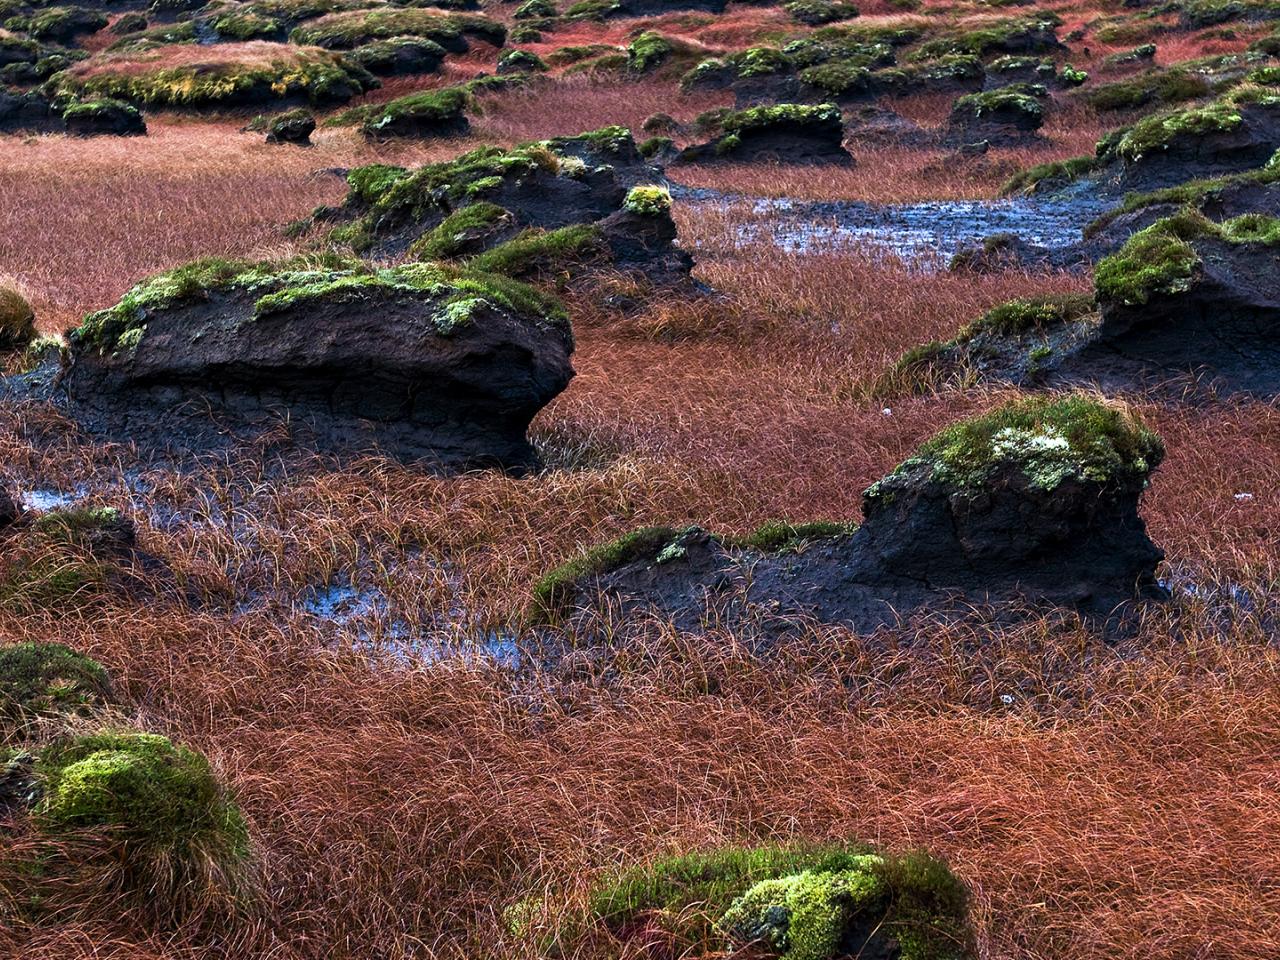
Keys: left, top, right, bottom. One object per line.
{"left": 290, "top": 9, "right": 504, "bottom": 49}
{"left": 882, "top": 394, "right": 1164, "bottom": 493}
{"left": 962, "top": 293, "right": 1095, "bottom": 336}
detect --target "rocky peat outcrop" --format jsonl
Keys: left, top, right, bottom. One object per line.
{"left": 530, "top": 396, "right": 1167, "bottom": 632}
{"left": 43, "top": 258, "right": 575, "bottom": 470}
{"left": 677, "top": 103, "right": 852, "bottom": 164}
{"left": 0, "top": 90, "right": 145, "bottom": 135}
{"left": 310, "top": 127, "right": 696, "bottom": 289}
{"left": 893, "top": 211, "right": 1280, "bottom": 396}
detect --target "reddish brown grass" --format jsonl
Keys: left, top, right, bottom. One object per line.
{"left": 1, "top": 15, "right": 1277, "bottom": 958}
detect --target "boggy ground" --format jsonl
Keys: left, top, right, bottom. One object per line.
{"left": 1, "top": 1, "right": 1279, "bottom": 958}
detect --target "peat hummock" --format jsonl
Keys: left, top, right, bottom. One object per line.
{"left": 887, "top": 211, "right": 1280, "bottom": 396}
{"left": 35, "top": 258, "right": 575, "bottom": 470}
{"left": 308, "top": 127, "right": 696, "bottom": 289}
{"left": 677, "top": 102, "right": 853, "bottom": 165}
{"left": 529, "top": 396, "right": 1167, "bottom": 633}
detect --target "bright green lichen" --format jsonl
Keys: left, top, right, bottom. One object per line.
{"left": 0, "top": 643, "right": 111, "bottom": 739}
{"left": 622, "top": 185, "right": 672, "bottom": 216}
{"left": 892, "top": 395, "right": 1164, "bottom": 492}
{"left": 529, "top": 526, "right": 682, "bottom": 623}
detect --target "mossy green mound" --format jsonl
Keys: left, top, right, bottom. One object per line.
{"left": 50, "top": 45, "right": 377, "bottom": 109}
{"left": 890, "top": 394, "right": 1163, "bottom": 492}
{"left": 529, "top": 525, "right": 682, "bottom": 623}
{"left": 0, "top": 286, "right": 35, "bottom": 352}
{"left": 289, "top": 8, "right": 504, "bottom": 49}
{"left": 1094, "top": 209, "right": 1280, "bottom": 305}
{"left": 907, "top": 13, "right": 1061, "bottom": 62}
{"left": 722, "top": 101, "right": 843, "bottom": 134}
{"left": 577, "top": 844, "right": 972, "bottom": 960}
{"left": 964, "top": 293, "right": 1096, "bottom": 336}
{"left": 33, "top": 731, "right": 252, "bottom": 916}
{"left": 1083, "top": 68, "right": 1212, "bottom": 112}
{"left": 0, "top": 643, "right": 111, "bottom": 738}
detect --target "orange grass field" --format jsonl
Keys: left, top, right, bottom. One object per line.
{"left": 0, "top": 0, "right": 1279, "bottom": 956}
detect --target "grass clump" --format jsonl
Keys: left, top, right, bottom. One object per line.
{"left": 1083, "top": 69, "right": 1212, "bottom": 112}
{"left": 407, "top": 202, "right": 511, "bottom": 259}
{"left": 51, "top": 47, "right": 376, "bottom": 109}
{"left": 894, "top": 394, "right": 1164, "bottom": 492}
{"left": 467, "top": 224, "right": 605, "bottom": 278}
{"left": 33, "top": 731, "right": 253, "bottom": 919}
{"left": 963, "top": 293, "right": 1096, "bottom": 336}
{"left": 582, "top": 844, "right": 972, "bottom": 960}
{"left": 529, "top": 526, "right": 682, "bottom": 623}
{"left": 0, "top": 643, "right": 111, "bottom": 740}
{"left": 0, "top": 285, "right": 35, "bottom": 352}
{"left": 732, "top": 520, "right": 855, "bottom": 553}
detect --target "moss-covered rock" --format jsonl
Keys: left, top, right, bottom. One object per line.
{"left": 60, "top": 97, "right": 146, "bottom": 136}
{"left": 15, "top": 5, "right": 107, "bottom": 44}
{"left": 32, "top": 731, "right": 252, "bottom": 918}
{"left": 908, "top": 13, "right": 1062, "bottom": 62}
{"left": 0, "top": 643, "right": 111, "bottom": 739}
{"left": 347, "top": 36, "right": 446, "bottom": 76}
{"left": 570, "top": 845, "right": 972, "bottom": 960}
{"left": 265, "top": 105, "right": 314, "bottom": 143}
{"left": 0, "top": 286, "right": 35, "bottom": 352}
{"left": 626, "top": 30, "right": 672, "bottom": 73}
{"left": 357, "top": 85, "right": 468, "bottom": 139}
{"left": 529, "top": 525, "right": 683, "bottom": 623}
{"left": 290, "top": 8, "right": 504, "bottom": 51}
{"left": 49, "top": 43, "right": 378, "bottom": 109}
{"left": 949, "top": 83, "right": 1045, "bottom": 137}
{"left": 785, "top": 0, "right": 860, "bottom": 26}
{"left": 1083, "top": 68, "right": 1212, "bottom": 112}
{"left": 680, "top": 102, "right": 851, "bottom": 164}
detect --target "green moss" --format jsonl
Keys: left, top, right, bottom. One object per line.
{"left": 209, "top": 9, "right": 281, "bottom": 40}
{"left": 1110, "top": 101, "right": 1244, "bottom": 163}
{"left": 732, "top": 520, "right": 855, "bottom": 553}
{"left": 1094, "top": 212, "right": 1204, "bottom": 306}
{"left": 873, "top": 54, "right": 984, "bottom": 92}
{"left": 1085, "top": 163, "right": 1279, "bottom": 236}
{"left": 514, "top": 0, "right": 555, "bottom": 17}
{"left": 33, "top": 506, "right": 128, "bottom": 548}
{"left": 962, "top": 293, "right": 1096, "bottom": 337}
{"left": 345, "top": 163, "right": 408, "bottom": 204}
{"left": 497, "top": 48, "right": 546, "bottom": 73}
{"left": 622, "top": 184, "right": 671, "bottom": 216}
{"left": 467, "top": 224, "right": 605, "bottom": 278}
{"left": 583, "top": 844, "right": 972, "bottom": 960}
{"left": 75, "top": 257, "right": 251, "bottom": 355}
{"left": 890, "top": 394, "right": 1164, "bottom": 492}
{"left": 627, "top": 30, "right": 672, "bottom": 73}
{"left": 734, "top": 45, "right": 792, "bottom": 78}
{"left": 999, "top": 154, "right": 1099, "bottom": 195}
{"left": 0, "top": 643, "right": 111, "bottom": 736}
{"left": 291, "top": 9, "right": 504, "bottom": 48}
{"left": 21, "top": 6, "right": 107, "bottom": 41}
{"left": 798, "top": 61, "right": 871, "bottom": 95}
{"left": 407, "top": 201, "right": 511, "bottom": 259}
{"left": 357, "top": 85, "right": 468, "bottom": 138}
{"left": 951, "top": 84, "right": 1044, "bottom": 123}
{"left": 60, "top": 97, "right": 143, "bottom": 125}
{"left": 545, "top": 43, "right": 616, "bottom": 67}
{"left": 638, "top": 135, "right": 673, "bottom": 158}
{"left": 51, "top": 47, "right": 376, "bottom": 109}
{"left": 529, "top": 526, "right": 682, "bottom": 623}
{"left": 785, "top": 0, "right": 860, "bottom": 26}
{"left": 35, "top": 731, "right": 251, "bottom": 909}
{"left": 1083, "top": 68, "right": 1211, "bottom": 112}
{"left": 908, "top": 14, "right": 1061, "bottom": 62}
{"left": 722, "top": 101, "right": 842, "bottom": 134}
{"left": 563, "top": 0, "right": 622, "bottom": 19}
{"left": 1219, "top": 211, "right": 1280, "bottom": 243}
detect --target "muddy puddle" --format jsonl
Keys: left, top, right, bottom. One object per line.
{"left": 673, "top": 184, "right": 1114, "bottom": 268}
